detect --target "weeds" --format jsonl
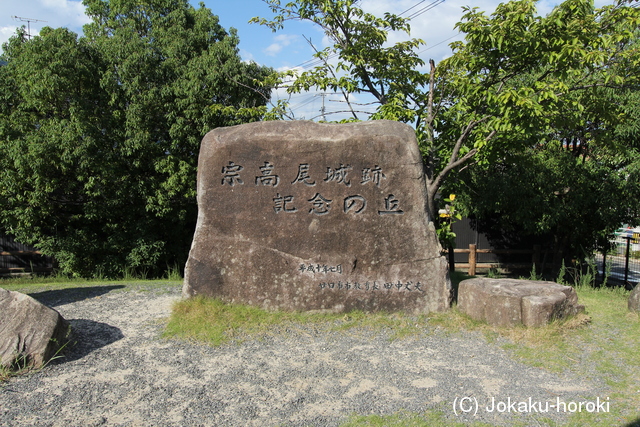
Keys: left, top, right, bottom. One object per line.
{"left": 486, "top": 267, "right": 502, "bottom": 278}
{"left": 1, "top": 336, "right": 70, "bottom": 382}
{"left": 556, "top": 258, "right": 599, "bottom": 288}
{"left": 164, "top": 263, "right": 183, "bottom": 281}
{"left": 528, "top": 264, "right": 543, "bottom": 280}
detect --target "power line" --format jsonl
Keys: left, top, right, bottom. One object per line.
{"left": 284, "top": 1, "right": 448, "bottom": 118}
{"left": 405, "top": 0, "right": 445, "bottom": 20}
{"left": 417, "top": 32, "right": 461, "bottom": 54}
{"left": 290, "top": 0, "right": 446, "bottom": 71}
{"left": 398, "top": 0, "right": 430, "bottom": 17}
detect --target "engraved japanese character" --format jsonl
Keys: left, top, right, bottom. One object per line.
{"left": 255, "top": 161, "right": 280, "bottom": 187}
{"left": 324, "top": 164, "right": 352, "bottom": 186}
{"left": 308, "top": 193, "right": 332, "bottom": 215}
{"left": 328, "top": 265, "right": 342, "bottom": 273}
{"left": 415, "top": 282, "right": 424, "bottom": 292}
{"left": 273, "top": 193, "right": 297, "bottom": 213}
{"left": 383, "top": 282, "right": 393, "bottom": 290}
{"left": 291, "top": 163, "right": 316, "bottom": 186}
{"left": 361, "top": 165, "right": 386, "bottom": 186}
{"left": 343, "top": 195, "right": 366, "bottom": 214}
{"left": 221, "top": 161, "right": 244, "bottom": 186}
{"left": 378, "top": 194, "right": 404, "bottom": 215}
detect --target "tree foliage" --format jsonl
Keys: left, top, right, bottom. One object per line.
{"left": 454, "top": 86, "right": 640, "bottom": 265}
{"left": 0, "top": 0, "right": 273, "bottom": 277}
{"left": 254, "top": 0, "right": 640, "bottom": 257}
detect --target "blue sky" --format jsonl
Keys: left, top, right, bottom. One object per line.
{"left": 0, "top": 0, "right": 616, "bottom": 119}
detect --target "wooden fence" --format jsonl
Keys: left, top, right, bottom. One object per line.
{"left": 445, "top": 244, "right": 544, "bottom": 276}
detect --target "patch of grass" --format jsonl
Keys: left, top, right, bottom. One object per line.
{"left": 163, "top": 296, "right": 432, "bottom": 346}
{"left": 339, "top": 409, "right": 493, "bottom": 427}
{"left": 0, "top": 353, "right": 32, "bottom": 382}
{"left": 0, "top": 276, "right": 181, "bottom": 294}
{"left": 1, "top": 336, "right": 71, "bottom": 383}
{"left": 164, "top": 263, "right": 183, "bottom": 281}
{"left": 428, "top": 284, "right": 640, "bottom": 426}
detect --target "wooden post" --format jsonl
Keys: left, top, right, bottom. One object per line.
{"left": 468, "top": 244, "right": 477, "bottom": 276}
{"left": 447, "top": 244, "right": 455, "bottom": 272}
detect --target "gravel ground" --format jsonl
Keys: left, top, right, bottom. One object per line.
{"left": 0, "top": 283, "right": 610, "bottom": 426}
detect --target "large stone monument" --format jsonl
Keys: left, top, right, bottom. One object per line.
{"left": 183, "top": 120, "right": 451, "bottom": 313}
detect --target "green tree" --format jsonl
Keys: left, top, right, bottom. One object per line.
{"left": 453, "top": 85, "right": 640, "bottom": 267}
{"left": 0, "top": 0, "right": 273, "bottom": 277}
{"left": 253, "top": 0, "right": 640, "bottom": 227}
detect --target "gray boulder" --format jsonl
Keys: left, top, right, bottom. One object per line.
{"left": 457, "top": 278, "right": 585, "bottom": 327}
{"left": 0, "top": 288, "right": 69, "bottom": 369}
{"left": 629, "top": 285, "right": 640, "bottom": 312}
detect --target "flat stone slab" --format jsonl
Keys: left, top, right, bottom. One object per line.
{"left": 0, "top": 288, "right": 69, "bottom": 369}
{"left": 457, "top": 278, "right": 584, "bottom": 327}
{"left": 629, "top": 285, "right": 640, "bottom": 312}
{"left": 184, "top": 120, "right": 451, "bottom": 313}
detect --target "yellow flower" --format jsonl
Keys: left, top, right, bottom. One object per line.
{"left": 449, "top": 194, "right": 456, "bottom": 201}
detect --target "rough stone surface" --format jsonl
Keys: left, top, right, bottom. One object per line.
{"left": 629, "top": 284, "right": 640, "bottom": 312}
{"left": 0, "top": 287, "right": 69, "bottom": 369}
{"left": 184, "top": 120, "right": 451, "bottom": 313}
{"left": 457, "top": 278, "right": 585, "bottom": 327}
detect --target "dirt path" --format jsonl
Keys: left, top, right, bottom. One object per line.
{"left": 0, "top": 284, "right": 607, "bottom": 426}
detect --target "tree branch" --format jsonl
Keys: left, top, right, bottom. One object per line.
{"left": 303, "top": 35, "right": 359, "bottom": 120}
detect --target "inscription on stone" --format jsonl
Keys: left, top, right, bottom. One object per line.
{"left": 220, "top": 160, "right": 400, "bottom": 216}
{"left": 183, "top": 120, "right": 451, "bottom": 313}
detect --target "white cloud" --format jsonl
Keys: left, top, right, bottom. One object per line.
{"left": 0, "top": 26, "right": 19, "bottom": 45}
{"left": 240, "top": 49, "right": 256, "bottom": 63}
{"left": 264, "top": 33, "right": 298, "bottom": 57}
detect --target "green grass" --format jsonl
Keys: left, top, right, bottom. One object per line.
{"left": 163, "top": 296, "right": 431, "bottom": 345}
{"left": 0, "top": 333, "right": 72, "bottom": 382}
{"left": 340, "top": 409, "right": 493, "bottom": 427}
{"left": 0, "top": 275, "right": 181, "bottom": 294}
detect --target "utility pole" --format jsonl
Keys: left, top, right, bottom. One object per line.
{"left": 319, "top": 92, "right": 327, "bottom": 121}
{"left": 11, "top": 16, "right": 47, "bottom": 40}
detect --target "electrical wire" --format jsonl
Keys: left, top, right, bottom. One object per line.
{"left": 289, "top": 0, "right": 446, "bottom": 71}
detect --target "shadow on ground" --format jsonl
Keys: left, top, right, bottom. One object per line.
{"left": 625, "top": 418, "right": 640, "bottom": 427}
{"left": 53, "top": 319, "right": 124, "bottom": 365}
{"left": 28, "top": 285, "right": 126, "bottom": 307}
